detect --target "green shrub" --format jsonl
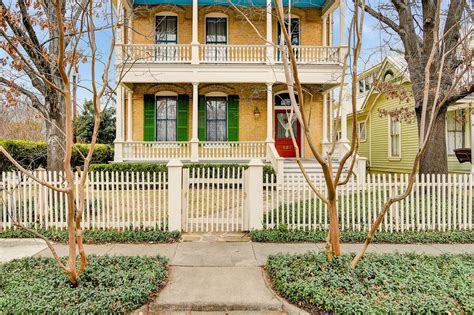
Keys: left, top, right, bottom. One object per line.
{"left": 0, "top": 228, "right": 181, "bottom": 244}
{"left": 89, "top": 162, "right": 275, "bottom": 179}
{"left": 267, "top": 252, "right": 474, "bottom": 313}
{"left": 250, "top": 227, "right": 474, "bottom": 243}
{"left": 0, "top": 255, "right": 168, "bottom": 313}
{"left": 0, "top": 139, "right": 113, "bottom": 171}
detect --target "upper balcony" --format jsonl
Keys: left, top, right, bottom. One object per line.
{"left": 115, "top": 0, "right": 346, "bottom": 85}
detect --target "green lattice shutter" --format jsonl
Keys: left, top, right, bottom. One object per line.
{"left": 177, "top": 94, "right": 189, "bottom": 141}
{"left": 143, "top": 94, "right": 155, "bottom": 141}
{"left": 227, "top": 95, "right": 239, "bottom": 141}
{"left": 198, "top": 95, "right": 206, "bottom": 141}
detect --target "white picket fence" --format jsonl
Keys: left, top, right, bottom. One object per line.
{"left": 0, "top": 171, "right": 168, "bottom": 230}
{"left": 1, "top": 165, "right": 473, "bottom": 232}
{"left": 264, "top": 173, "right": 473, "bottom": 232}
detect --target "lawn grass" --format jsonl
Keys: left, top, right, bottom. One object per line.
{"left": 0, "top": 255, "right": 168, "bottom": 313}
{"left": 267, "top": 252, "right": 474, "bottom": 313}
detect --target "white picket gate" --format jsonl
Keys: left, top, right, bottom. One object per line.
{"left": 182, "top": 166, "right": 246, "bottom": 232}
{"left": 263, "top": 173, "right": 473, "bottom": 232}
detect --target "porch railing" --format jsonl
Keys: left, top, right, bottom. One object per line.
{"left": 199, "top": 141, "right": 267, "bottom": 160}
{"left": 118, "top": 44, "right": 342, "bottom": 64}
{"left": 123, "top": 141, "right": 191, "bottom": 160}
{"left": 120, "top": 44, "right": 192, "bottom": 63}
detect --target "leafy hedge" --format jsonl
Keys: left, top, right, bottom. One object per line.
{"left": 0, "top": 255, "right": 168, "bottom": 313}
{"left": 250, "top": 227, "right": 474, "bottom": 243}
{"left": 0, "top": 228, "right": 181, "bottom": 244}
{"left": 0, "top": 138, "right": 114, "bottom": 171}
{"left": 267, "top": 252, "right": 474, "bottom": 313}
{"left": 89, "top": 162, "right": 275, "bottom": 179}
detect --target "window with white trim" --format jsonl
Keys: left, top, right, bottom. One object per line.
{"left": 155, "top": 15, "right": 178, "bottom": 61}
{"left": 357, "top": 121, "right": 366, "bottom": 141}
{"left": 446, "top": 110, "right": 465, "bottom": 154}
{"left": 156, "top": 96, "right": 177, "bottom": 141}
{"left": 389, "top": 116, "right": 401, "bottom": 157}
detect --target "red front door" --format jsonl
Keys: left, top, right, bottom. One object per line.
{"left": 275, "top": 110, "right": 301, "bottom": 157}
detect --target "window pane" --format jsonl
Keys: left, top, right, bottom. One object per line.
{"left": 207, "top": 121, "right": 217, "bottom": 141}
{"left": 167, "top": 120, "right": 176, "bottom": 141}
{"left": 167, "top": 98, "right": 177, "bottom": 119}
{"left": 216, "top": 121, "right": 227, "bottom": 141}
{"left": 216, "top": 99, "right": 226, "bottom": 119}
{"left": 207, "top": 99, "right": 216, "bottom": 119}
{"left": 156, "top": 120, "right": 167, "bottom": 141}
{"left": 156, "top": 98, "right": 167, "bottom": 119}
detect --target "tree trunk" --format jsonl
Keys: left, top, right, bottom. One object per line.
{"left": 45, "top": 96, "right": 66, "bottom": 172}
{"left": 417, "top": 108, "right": 448, "bottom": 174}
{"left": 328, "top": 194, "right": 341, "bottom": 255}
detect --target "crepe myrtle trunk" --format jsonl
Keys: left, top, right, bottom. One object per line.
{"left": 416, "top": 104, "right": 448, "bottom": 175}
{"left": 45, "top": 91, "right": 67, "bottom": 172}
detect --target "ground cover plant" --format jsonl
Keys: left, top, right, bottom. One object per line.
{"left": 250, "top": 227, "right": 474, "bottom": 243}
{"left": 0, "top": 255, "right": 168, "bottom": 313}
{"left": 0, "top": 228, "right": 181, "bottom": 243}
{"left": 266, "top": 252, "right": 474, "bottom": 313}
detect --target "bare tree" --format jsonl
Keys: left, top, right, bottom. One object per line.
{"left": 0, "top": 0, "right": 90, "bottom": 171}
{"left": 0, "top": 0, "right": 119, "bottom": 286}
{"left": 360, "top": 0, "right": 473, "bottom": 174}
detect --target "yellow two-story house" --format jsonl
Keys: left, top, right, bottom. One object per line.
{"left": 113, "top": 0, "right": 350, "bottom": 175}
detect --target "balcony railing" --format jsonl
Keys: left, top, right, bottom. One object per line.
{"left": 199, "top": 44, "right": 266, "bottom": 63}
{"left": 199, "top": 141, "right": 267, "bottom": 159}
{"left": 118, "top": 44, "right": 342, "bottom": 64}
{"left": 275, "top": 46, "right": 342, "bottom": 64}
{"left": 120, "top": 44, "right": 192, "bottom": 63}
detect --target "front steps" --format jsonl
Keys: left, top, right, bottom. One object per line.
{"left": 282, "top": 159, "right": 349, "bottom": 177}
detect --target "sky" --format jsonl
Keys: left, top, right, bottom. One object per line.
{"left": 74, "top": 0, "right": 391, "bottom": 108}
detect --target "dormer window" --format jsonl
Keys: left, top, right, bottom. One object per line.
{"left": 358, "top": 75, "right": 373, "bottom": 94}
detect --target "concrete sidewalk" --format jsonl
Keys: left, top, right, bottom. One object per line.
{"left": 1, "top": 238, "right": 473, "bottom": 314}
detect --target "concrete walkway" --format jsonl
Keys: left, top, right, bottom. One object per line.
{"left": 1, "top": 238, "right": 473, "bottom": 314}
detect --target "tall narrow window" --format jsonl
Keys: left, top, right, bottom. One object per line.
{"left": 206, "top": 97, "right": 227, "bottom": 141}
{"left": 277, "top": 17, "right": 300, "bottom": 61}
{"left": 205, "top": 17, "right": 227, "bottom": 61}
{"left": 389, "top": 116, "right": 401, "bottom": 157}
{"left": 155, "top": 16, "right": 178, "bottom": 61}
{"left": 447, "top": 110, "right": 465, "bottom": 153}
{"left": 156, "top": 96, "right": 177, "bottom": 141}
{"left": 358, "top": 122, "right": 366, "bottom": 141}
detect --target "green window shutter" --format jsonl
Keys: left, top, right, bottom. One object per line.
{"left": 198, "top": 95, "right": 206, "bottom": 141}
{"left": 143, "top": 94, "right": 155, "bottom": 141}
{"left": 177, "top": 94, "right": 189, "bottom": 141}
{"left": 227, "top": 95, "right": 239, "bottom": 141}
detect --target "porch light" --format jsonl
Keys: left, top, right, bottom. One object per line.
{"left": 254, "top": 107, "right": 261, "bottom": 119}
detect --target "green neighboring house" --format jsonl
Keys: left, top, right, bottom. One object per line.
{"left": 341, "top": 57, "right": 473, "bottom": 174}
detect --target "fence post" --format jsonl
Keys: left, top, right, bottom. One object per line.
{"left": 245, "top": 159, "right": 264, "bottom": 230}
{"left": 167, "top": 160, "right": 183, "bottom": 231}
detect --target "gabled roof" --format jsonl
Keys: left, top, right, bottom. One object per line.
{"left": 355, "top": 55, "right": 411, "bottom": 113}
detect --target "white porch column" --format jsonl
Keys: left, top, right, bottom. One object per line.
{"left": 191, "top": 82, "right": 199, "bottom": 161}
{"left": 266, "top": 83, "right": 274, "bottom": 142}
{"left": 322, "top": 92, "right": 328, "bottom": 143}
{"left": 471, "top": 109, "right": 474, "bottom": 174}
{"left": 114, "top": 85, "right": 124, "bottom": 162}
{"left": 127, "top": 89, "right": 133, "bottom": 141}
{"left": 339, "top": 0, "right": 345, "bottom": 46}
{"left": 322, "top": 15, "right": 327, "bottom": 47}
{"left": 265, "top": 0, "right": 274, "bottom": 64}
{"left": 340, "top": 97, "right": 348, "bottom": 142}
{"left": 191, "top": 0, "right": 199, "bottom": 64}
{"left": 329, "top": 90, "right": 334, "bottom": 141}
